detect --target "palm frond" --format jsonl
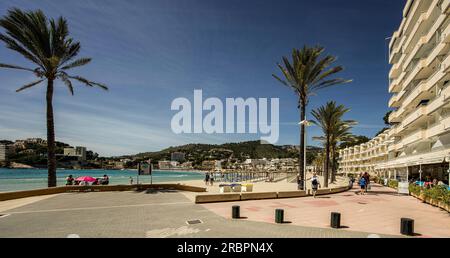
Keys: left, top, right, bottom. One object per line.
{"left": 273, "top": 46, "right": 351, "bottom": 105}
{"left": 59, "top": 73, "right": 74, "bottom": 95}
{"left": 67, "top": 75, "right": 108, "bottom": 90}
{"left": 16, "top": 79, "right": 44, "bottom": 92}
{"left": 0, "top": 63, "right": 35, "bottom": 72}
{"left": 60, "top": 58, "right": 91, "bottom": 70}
{"left": 0, "top": 33, "right": 44, "bottom": 67}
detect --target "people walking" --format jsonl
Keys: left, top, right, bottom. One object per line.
{"left": 129, "top": 176, "right": 134, "bottom": 185}
{"left": 209, "top": 173, "right": 215, "bottom": 186}
{"left": 311, "top": 173, "right": 320, "bottom": 198}
{"left": 363, "top": 172, "right": 370, "bottom": 192}
{"left": 205, "top": 173, "right": 210, "bottom": 186}
{"left": 359, "top": 176, "right": 367, "bottom": 195}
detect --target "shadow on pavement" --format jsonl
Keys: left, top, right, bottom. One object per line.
{"left": 133, "top": 189, "right": 180, "bottom": 194}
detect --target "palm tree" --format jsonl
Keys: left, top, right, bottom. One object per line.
{"left": 0, "top": 8, "right": 107, "bottom": 187}
{"left": 311, "top": 101, "right": 354, "bottom": 187}
{"left": 273, "top": 45, "right": 351, "bottom": 190}
{"left": 329, "top": 121, "right": 355, "bottom": 182}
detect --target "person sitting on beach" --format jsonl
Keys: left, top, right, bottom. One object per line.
{"left": 92, "top": 178, "right": 99, "bottom": 185}
{"left": 102, "top": 175, "right": 109, "bottom": 185}
{"left": 65, "top": 175, "right": 74, "bottom": 186}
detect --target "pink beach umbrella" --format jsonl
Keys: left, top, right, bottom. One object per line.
{"left": 75, "top": 176, "right": 97, "bottom": 182}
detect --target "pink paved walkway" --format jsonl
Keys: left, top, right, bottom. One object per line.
{"left": 200, "top": 184, "right": 450, "bottom": 237}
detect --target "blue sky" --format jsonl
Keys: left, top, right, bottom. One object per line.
{"left": 0, "top": 0, "right": 405, "bottom": 156}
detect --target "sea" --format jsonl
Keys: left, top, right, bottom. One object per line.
{"left": 0, "top": 168, "right": 204, "bottom": 192}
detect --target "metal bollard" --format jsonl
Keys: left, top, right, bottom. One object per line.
{"left": 400, "top": 218, "right": 414, "bottom": 236}
{"left": 331, "top": 212, "right": 341, "bottom": 229}
{"left": 275, "top": 209, "right": 284, "bottom": 224}
{"left": 232, "top": 205, "right": 240, "bottom": 219}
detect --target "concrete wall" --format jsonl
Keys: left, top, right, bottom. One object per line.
{"left": 241, "top": 192, "right": 277, "bottom": 201}
{"left": 0, "top": 184, "right": 206, "bottom": 202}
{"left": 277, "top": 190, "right": 308, "bottom": 198}
{"left": 195, "top": 193, "right": 241, "bottom": 203}
{"left": 195, "top": 186, "right": 350, "bottom": 203}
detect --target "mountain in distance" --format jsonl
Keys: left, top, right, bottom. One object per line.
{"left": 132, "top": 141, "right": 322, "bottom": 166}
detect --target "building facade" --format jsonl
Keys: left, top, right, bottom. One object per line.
{"left": 339, "top": 0, "right": 450, "bottom": 182}
{"left": 0, "top": 143, "right": 13, "bottom": 162}
{"left": 171, "top": 152, "right": 185, "bottom": 162}
{"left": 339, "top": 131, "right": 390, "bottom": 175}
{"left": 63, "top": 146, "right": 87, "bottom": 161}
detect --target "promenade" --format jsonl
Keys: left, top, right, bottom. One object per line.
{"left": 0, "top": 183, "right": 448, "bottom": 238}
{"left": 201, "top": 184, "right": 450, "bottom": 237}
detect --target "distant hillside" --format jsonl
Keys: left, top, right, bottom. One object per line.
{"left": 133, "top": 141, "right": 322, "bottom": 166}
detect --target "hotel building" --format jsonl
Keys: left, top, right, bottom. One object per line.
{"left": 63, "top": 146, "right": 87, "bottom": 161}
{"left": 0, "top": 143, "right": 13, "bottom": 162}
{"left": 339, "top": 0, "right": 450, "bottom": 182}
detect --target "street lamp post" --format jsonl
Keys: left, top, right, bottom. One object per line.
{"left": 299, "top": 119, "right": 311, "bottom": 190}
{"left": 418, "top": 157, "right": 424, "bottom": 188}
{"left": 447, "top": 155, "right": 450, "bottom": 185}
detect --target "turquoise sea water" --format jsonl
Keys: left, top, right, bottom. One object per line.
{"left": 0, "top": 168, "right": 204, "bottom": 192}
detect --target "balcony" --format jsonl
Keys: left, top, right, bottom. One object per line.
{"left": 389, "top": 62, "right": 402, "bottom": 79}
{"left": 389, "top": 93, "right": 400, "bottom": 108}
{"left": 402, "top": 105, "right": 426, "bottom": 128}
{"left": 402, "top": 129, "right": 426, "bottom": 146}
{"left": 444, "top": 21, "right": 450, "bottom": 42}
{"left": 427, "top": 116, "right": 450, "bottom": 138}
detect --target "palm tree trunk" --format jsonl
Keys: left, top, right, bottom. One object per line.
{"left": 46, "top": 79, "right": 57, "bottom": 187}
{"left": 298, "top": 103, "right": 306, "bottom": 190}
{"left": 331, "top": 146, "right": 336, "bottom": 183}
{"left": 324, "top": 137, "right": 330, "bottom": 188}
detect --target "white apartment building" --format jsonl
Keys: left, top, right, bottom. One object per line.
{"left": 339, "top": 131, "right": 390, "bottom": 175}
{"left": 63, "top": 146, "right": 87, "bottom": 161}
{"left": 339, "top": 0, "right": 450, "bottom": 183}
{"left": 0, "top": 143, "right": 13, "bottom": 162}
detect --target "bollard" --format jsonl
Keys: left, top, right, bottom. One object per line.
{"left": 232, "top": 205, "right": 240, "bottom": 219}
{"left": 275, "top": 209, "right": 284, "bottom": 224}
{"left": 400, "top": 218, "right": 414, "bottom": 236}
{"left": 331, "top": 212, "right": 341, "bottom": 229}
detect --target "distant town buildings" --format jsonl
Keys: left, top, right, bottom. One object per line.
{"left": 13, "top": 138, "right": 46, "bottom": 149}
{"left": 201, "top": 160, "right": 222, "bottom": 171}
{"left": 158, "top": 160, "right": 193, "bottom": 170}
{"left": 171, "top": 152, "right": 185, "bottom": 162}
{"left": 63, "top": 146, "right": 87, "bottom": 161}
{"left": 0, "top": 143, "right": 13, "bottom": 162}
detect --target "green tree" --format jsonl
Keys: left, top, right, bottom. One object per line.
{"left": 383, "top": 111, "right": 393, "bottom": 126}
{"left": 0, "top": 8, "right": 107, "bottom": 187}
{"left": 273, "top": 46, "right": 351, "bottom": 189}
{"left": 339, "top": 135, "right": 369, "bottom": 149}
{"left": 375, "top": 110, "right": 394, "bottom": 136}
{"left": 311, "top": 101, "right": 354, "bottom": 187}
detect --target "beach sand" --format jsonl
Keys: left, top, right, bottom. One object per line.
{"left": 169, "top": 173, "right": 350, "bottom": 202}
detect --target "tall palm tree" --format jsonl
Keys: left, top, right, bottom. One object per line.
{"left": 273, "top": 46, "right": 351, "bottom": 190}
{"left": 0, "top": 8, "right": 107, "bottom": 187}
{"left": 329, "top": 121, "right": 355, "bottom": 182}
{"left": 311, "top": 101, "right": 354, "bottom": 187}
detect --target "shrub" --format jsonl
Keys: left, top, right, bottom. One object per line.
{"left": 388, "top": 180, "right": 398, "bottom": 189}
{"left": 415, "top": 185, "right": 449, "bottom": 205}
{"left": 409, "top": 183, "right": 421, "bottom": 196}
